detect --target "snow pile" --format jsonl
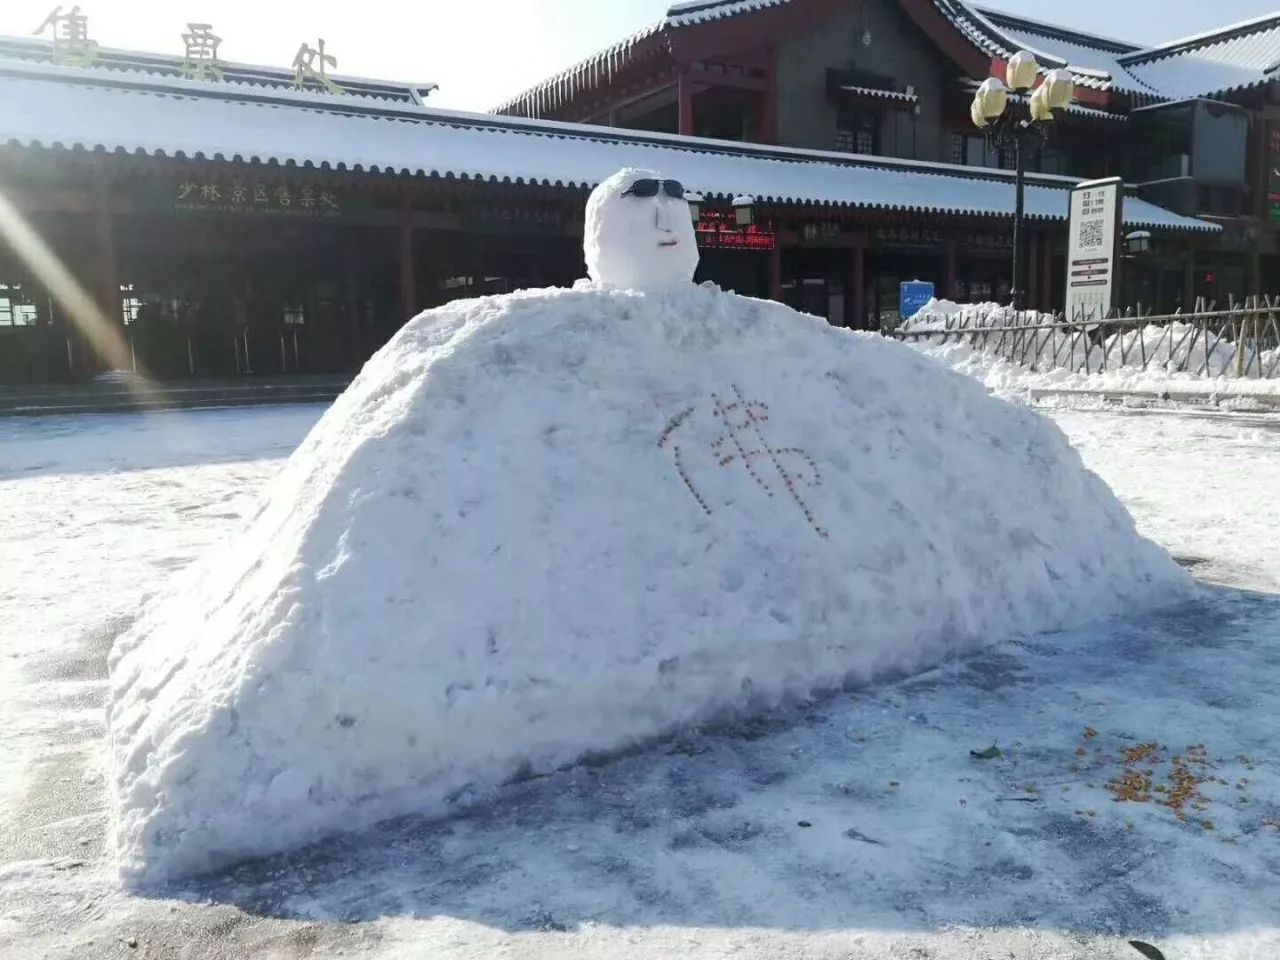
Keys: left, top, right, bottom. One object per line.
{"left": 107, "top": 281, "right": 1191, "bottom": 884}
{"left": 901, "top": 299, "right": 1095, "bottom": 372}
{"left": 1098, "top": 322, "right": 1278, "bottom": 378}
{"left": 903, "top": 300, "right": 1280, "bottom": 400}
{"left": 107, "top": 175, "right": 1190, "bottom": 885}
{"left": 899, "top": 299, "right": 1042, "bottom": 333}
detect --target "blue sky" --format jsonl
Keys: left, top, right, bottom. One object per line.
{"left": 1, "top": 0, "right": 1274, "bottom": 111}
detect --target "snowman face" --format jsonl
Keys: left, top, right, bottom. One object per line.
{"left": 584, "top": 167, "right": 699, "bottom": 290}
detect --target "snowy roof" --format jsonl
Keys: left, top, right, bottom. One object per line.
{"left": 0, "top": 35, "right": 438, "bottom": 104}
{"left": 1117, "top": 13, "right": 1280, "bottom": 100}
{"left": 968, "top": 6, "right": 1157, "bottom": 95}
{"left": 0, "top": 61, "right": 1216, "bottom": 233}
{"left": 962, "top": 5, "right": 1280, "bottom": 101}
{"left": 490, "top": 1, "right": 797, "bottom": 116}
{"left": 664, "top": 0, "right": 792, "bottom": 27}
{"left": 494, "top": 0, "right": 1277, "bottom": 118}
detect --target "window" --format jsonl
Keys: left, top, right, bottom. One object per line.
{"left": 283, "top": 303, "right": 306, "bottom": 325}
{"left": 836, "top": 109, "right": 878, "bottom": 155}
{"left": 0, "top": 283, "right": 38, "bottom": 326}
{"left": 951, "top": 133, "right": 996, "bottom": 169}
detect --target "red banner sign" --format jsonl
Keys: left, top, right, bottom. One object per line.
{"left": 695, "top": 213, "right": 775, "bottom": 251}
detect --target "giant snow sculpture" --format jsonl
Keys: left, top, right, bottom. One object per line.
{"left": 108, "top": 167, "right": 1192, "bottom": 884}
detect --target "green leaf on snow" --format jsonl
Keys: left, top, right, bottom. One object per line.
{"left": 1128, "top": 941, "right": 1167, "bottom": 960}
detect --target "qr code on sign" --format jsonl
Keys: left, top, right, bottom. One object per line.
{"left": 1079, "top": 218, "right": 1105, "bottom": 249}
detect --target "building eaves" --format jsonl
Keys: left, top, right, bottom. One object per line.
{"left": 971, "top": 6, "right": 1141, "bottom": 54}
{"left": 1118, "top": 11, "right": 1280, "bottom": 65}
{"left": 491, "top": 0, "right": 800, "bottom": 116}
{"left": 0, "top": 61, "right": 1217, "bottom": 234}
{"left": 664, "top": 0, "right": 795, "bottom": 27}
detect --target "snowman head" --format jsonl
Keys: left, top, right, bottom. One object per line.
{"left": 584, "top": 167, "right": 699, "bottom": 290}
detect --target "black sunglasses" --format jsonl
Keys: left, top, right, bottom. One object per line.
{"left": 621, "top": 178, "right": 686, "bottom": 200}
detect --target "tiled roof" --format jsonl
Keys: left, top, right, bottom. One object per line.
{"left": 0, "top": 60, "right": 1215, "bottom": 233}
{"left": 493, "top": 0, "right": 1277, "bottom": 119}
{"left": 963, "top": 5, "right": 1280, "bottom": 101}
{"left": 1117, "top": 13, "right": 1280, "bottom": 99}
{"left": 491, "top": 0, "right": 804, "bottom": 117}
{"left": 664, "top": 0, "right": 794, "bottom": 27}
{"left": 970, "top": 6, "right": 1159, "bottom": 95}
{"left": 933, "top": 1, "right": 1138, "bottom": 93}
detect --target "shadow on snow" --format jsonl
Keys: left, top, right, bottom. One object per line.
{"left": 138, "top": 586, "right": 1280, "bottom": 942}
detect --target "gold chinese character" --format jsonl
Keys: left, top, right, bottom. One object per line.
{"left": 275, "top": 185, "right": 291, "bottom": 207}
{"left": 292, "top": 39, "right": 344, "bottom": 94}
{"left": 34, "top": 5, "right": 99, "bottom": 67}
{"left": 181, "top": 23, "right": 224, "bottom": 82}
{"left": 229, "top": 180, "right": 248, "bottom": 204}
{"left": 319, "top": 190, "right": 339, "bottom": 210}
{"left": 299, "top": 185, "right": 316, "bottom": 208}
{"left": 253, "top": 182, "right": 270, "bottom": 204}
{"left": 176, "top": 179, "right": 198, "bottom": 201}
{"left": 200, "top": 183, "right": 221, "bottom": 202}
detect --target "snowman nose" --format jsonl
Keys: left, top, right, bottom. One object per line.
{"left": 655, "top": 202, "right": 674, "bottom": 233}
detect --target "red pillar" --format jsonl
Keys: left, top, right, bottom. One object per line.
{"left": 1027, "top": 232, "right": 1039, "bottom": 310}
{"left": 677, "top": 71, "right": 694, "bottom": 137}
{"left": 769, "top": 243, "right": 783, "bottom": 303}
{"left": 90, "top": 164, "right": 129, "bottom": 372}
{"left": 760, "top": 45, "right": 778, "bottom": 144}
{"left": 846, "top": 239, "right": 865, "bottom": 329}
{"left": 1041, "top": 231, "right": 1054, "bottom": 311}
{"left": 399, "top": 218, "right": 416, "bottom": 320}
{"left": 944, "top": 236, "right": 958, "bottom": 301}
{"left": 346, "top": 243, "right": 363, "bottom": 367}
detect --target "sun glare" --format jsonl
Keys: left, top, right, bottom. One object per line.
{"left": 0, "top": 186, "right": 150, "bottom": 389}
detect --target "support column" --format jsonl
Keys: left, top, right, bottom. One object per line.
{"left": 1182, "top": 248, "right": 1195, "bottom": 312}
{"left": 769, "top": 243, "right": 783, "bottom": 303}
{"left": 1027, "top": 232, "right": 1039, "bottom": 310}
{"left": 760, "top": 46, "right": 778, "bottom": 144}
{"left": 1040, "top": 231, "right": 1054, "bottom": 312}
{"left": 399, "top": 197, "right": 417, "bottom": 321}
{"left": 90, "top": 164, "right": 128, "bottom": 373}
{"left": 677, "top": 70, "right": 694, "bottom": 137}
{"left": 1010, "top": 131, "right": 1027, "bottom": 310}
{"left": 346, "top": 239, "right": 363, "bottom": 368}
{"left": 944, "top": 236, "right": 958, "bottom": 302}
{"left": 845, "top": 238, "right": 866, "bottom": 329}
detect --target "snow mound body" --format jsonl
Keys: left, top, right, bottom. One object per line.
{"left": 108, "top": 282, "right": 1191, "bottom": 883}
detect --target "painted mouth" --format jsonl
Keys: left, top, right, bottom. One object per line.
{"left": 658, "top": 239, "right": 679, "bottom": 247}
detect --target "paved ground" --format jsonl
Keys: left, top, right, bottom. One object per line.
{"left": 1, "top": 404, "right": 1277, "bottom": 960}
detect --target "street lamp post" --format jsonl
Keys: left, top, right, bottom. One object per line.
{"left": 972, "top": 57, "right": 1074, "bottom": 311}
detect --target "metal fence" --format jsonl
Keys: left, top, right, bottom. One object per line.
{"left": 887, "top": 297, "right": 1280, "bottom": 380}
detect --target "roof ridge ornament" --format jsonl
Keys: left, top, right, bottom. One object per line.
{"left": 181, "top": 22, "right": 224, "bottom": 82}
{"left": 32, "top": 4, "right": 99, "bottom": 68}
{"left": 292, "top": 38, "right": 345, "bottom": 95}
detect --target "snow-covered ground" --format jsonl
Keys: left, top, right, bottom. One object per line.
{"left": 2, "top": 402, "right": 1278, "bottom": 960}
